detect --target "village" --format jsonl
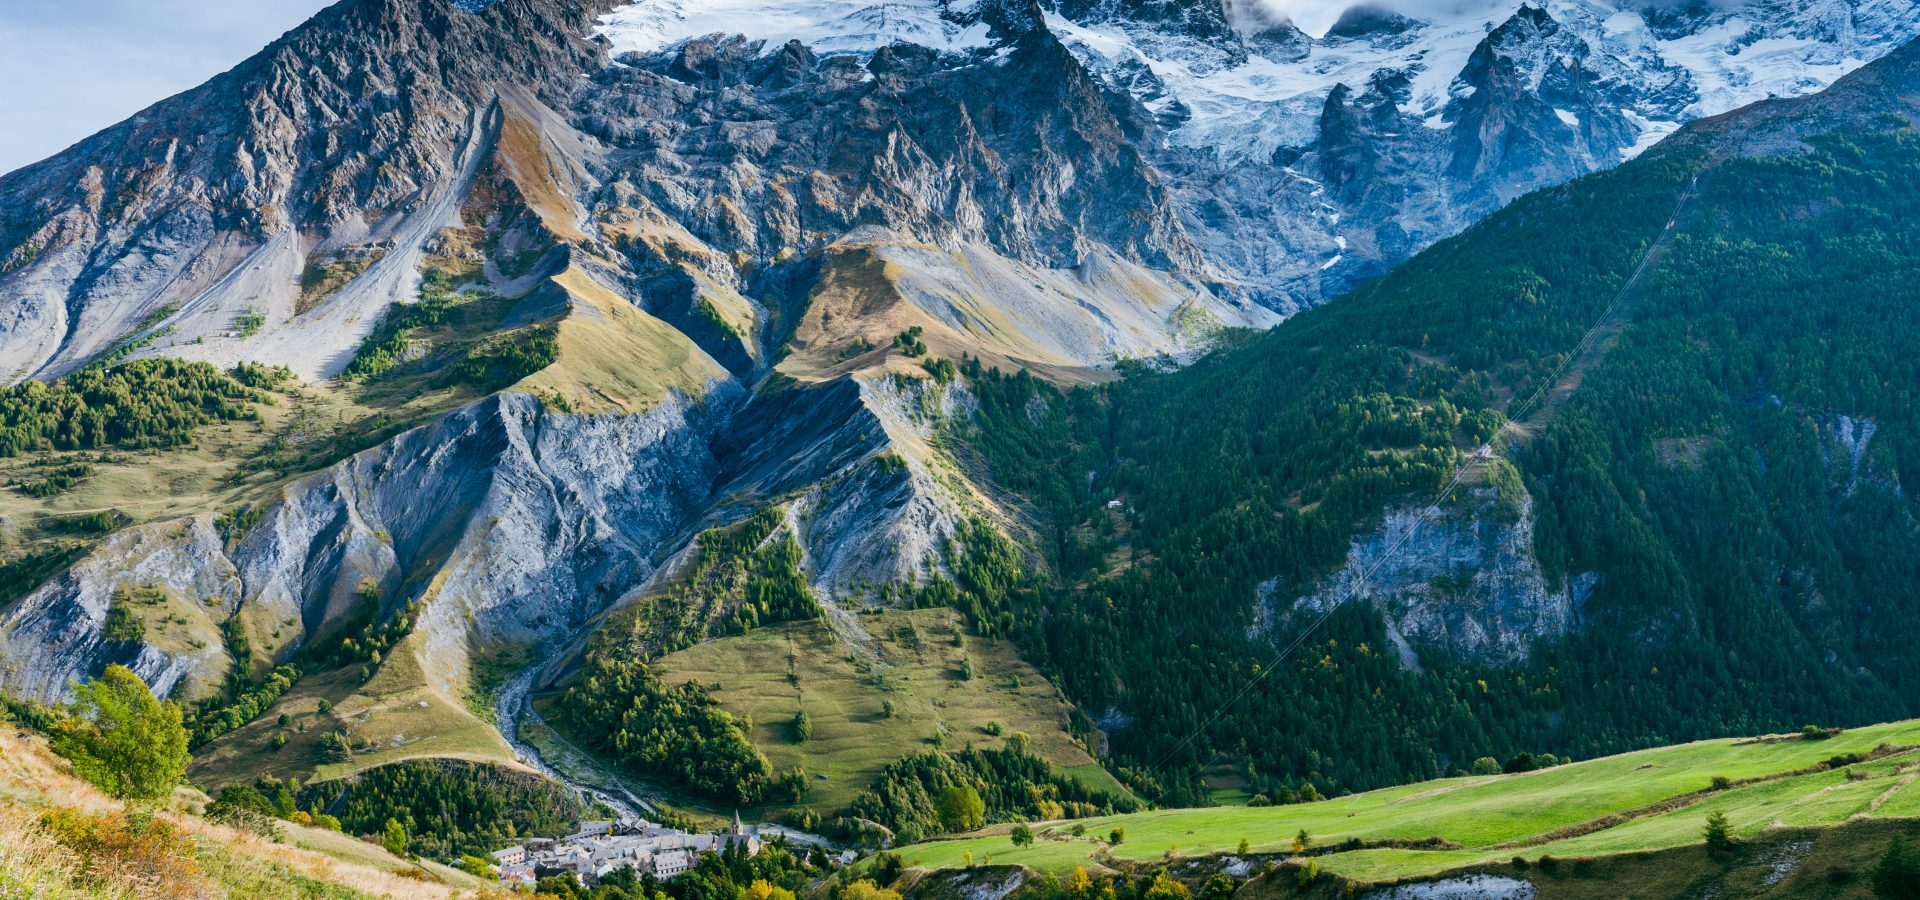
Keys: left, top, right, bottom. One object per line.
{"left": 487, "top": 814, "right": 766, "bottom": 889}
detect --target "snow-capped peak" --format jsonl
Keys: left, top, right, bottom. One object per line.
{"left": 1047, "top": 0, "right": 1920, "bottom": 163}
{"left": 597, "top": 0, "right": 994, "bottom": 60}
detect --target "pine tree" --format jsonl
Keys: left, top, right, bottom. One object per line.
{"left": 1702, "top": 812, "right": 1732, "bottom": 855}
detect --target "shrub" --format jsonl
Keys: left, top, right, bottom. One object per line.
{"left": 1143, "top": 872, "right": 1191, "bottom": 900}
{"left": 36, "top": 808, "right": 200, "bottom": 889}
{"left": 1502, "top": 752, "right": 1540, "bottom": 774}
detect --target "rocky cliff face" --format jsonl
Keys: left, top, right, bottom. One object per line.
{"left": 1265, "top": 486, "right": 1595, "bottom": 669}
{"left": 0, "top": 0, "right": 618, "bottom": 382}
{"left": 0, "top": 390, "right": 727, "bottom": 704}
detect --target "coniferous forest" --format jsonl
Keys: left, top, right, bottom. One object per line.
{"left": 954, "top": 128, "right": 1920, "bottom": 802}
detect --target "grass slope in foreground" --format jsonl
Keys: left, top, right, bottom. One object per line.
{"left": 0, "top": 722, "right": 484, "bottom": 898}
{"left": 892, "top": 719, "right": 1920, "bottom": 883}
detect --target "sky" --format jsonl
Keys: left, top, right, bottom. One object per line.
{"left": 0, "top": 0, "right": 332, "bottom": 175}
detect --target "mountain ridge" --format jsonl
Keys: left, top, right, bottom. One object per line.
{"left": 2, "top": 0, "right": 1920, "bottom": 867}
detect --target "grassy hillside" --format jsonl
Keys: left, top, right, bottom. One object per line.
{"left": 890, "top": 718, "right": 1920, "bottom": 884}
{"left": 652, "top": 607, "right": 1129, "bottom": 815}
{"left": 189, "top": 634, "right": 520, "bottom": 790}
{"left": 0, "top": 721, "right": 487, "bottom": 898}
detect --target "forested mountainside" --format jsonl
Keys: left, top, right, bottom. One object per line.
{"left": 957, "top": 38, "right": 1920, "bottom": 803}
{"left": 4, "top": 0, "right": 1920, "bottom": 874}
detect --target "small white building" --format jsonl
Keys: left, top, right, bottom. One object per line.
{"left": 487, "top": 816, "right": 764, "bottom": 888}
{"left": 491, "top": 846, "right": 528, "bottom": 867}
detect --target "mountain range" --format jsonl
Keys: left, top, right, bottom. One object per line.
{"left": 3, "top": 0, "right": 1920, "bottom": 887}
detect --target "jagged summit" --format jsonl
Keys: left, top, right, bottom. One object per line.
{"left": 1322, "top": 2, "right": 1421, "bottom": 42}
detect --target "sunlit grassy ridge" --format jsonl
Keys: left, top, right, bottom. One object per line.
{"left": 0, "top": 724, "right": 486, "bottom": 898}
{"left": 652, "top": 607, "right": 1129, "bottom": 815}
{"left": 892, "top": 719, "right": 1920, "bottom": 882}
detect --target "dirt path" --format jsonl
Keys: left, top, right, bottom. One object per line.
{"left": 1502, "top": 172, "right": 1706, "bottom": 441}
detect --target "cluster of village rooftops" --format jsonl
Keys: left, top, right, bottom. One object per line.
{"left": 487, "top": 813, "right": 769, "bottom": 889}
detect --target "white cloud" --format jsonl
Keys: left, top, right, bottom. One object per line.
{"left": 1259, "top": 0, "right": 1511, "bottom": 37}
{"left": 0, "top": 0, "right": 330, "bottom": 175}
{"left": 1259, "top": 0, "right": 1359, "bottom": 35}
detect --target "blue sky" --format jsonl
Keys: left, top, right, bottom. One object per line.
{"left": 0, "top": 0, "right": 330, "bottom": 174}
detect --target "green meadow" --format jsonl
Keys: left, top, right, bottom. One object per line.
{"left": 891, "top": 719, "right": 1920, "bottom": 884}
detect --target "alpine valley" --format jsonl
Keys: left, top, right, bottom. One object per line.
{"left": 6, "top": 0, "right": 1920, "bottom": 897}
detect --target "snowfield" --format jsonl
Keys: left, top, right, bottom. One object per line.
{"left": 594, "top": 0, "right": 1919, "bottom": 163}
{"left": 597, "top": 0, "right": 992, "bottom": 59}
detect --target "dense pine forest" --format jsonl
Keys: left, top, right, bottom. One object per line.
{"left": 0, "top": 358, "right": 285, "bottom": 457}
{"left": 954, "top": 128, "right": 1920, "bottom": 802}
{"left": 299, "top": 758, "right": 585, "bottom": 859}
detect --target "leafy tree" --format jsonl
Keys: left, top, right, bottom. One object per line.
{"left": 319, "top": 731, "right": 353, "bottom": 762}
{"left": 382, "top": 817, "right": 410, "bottom": 857}
{"left": 746, "top": 880, "right": 798, "bottom": 900}
{"left": 206, "top": 783, "right": 276, "bottom": 820}
{"left": 1011, "top": 824, "right": 1034, "bottom": 847}
{"left": 455, "top": 855, "right": 494, "bottom": 877}
{"left": 1142, "top": 872, "right": 1191, "bottom": 900}
{"left": 1066, "top": 867, "right": 1094, "bottom": 900}
{"left": 936, "top": 785, "right": 986, "bottom": 833}
{"left": 50, "top": 665, "right": 189, "bottom": 800}
{"left": 1469, "top": 757, "right": 1502, "bottom": 776}
{"left": 841, "top": 880, "right": 903, "bottom": 900}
